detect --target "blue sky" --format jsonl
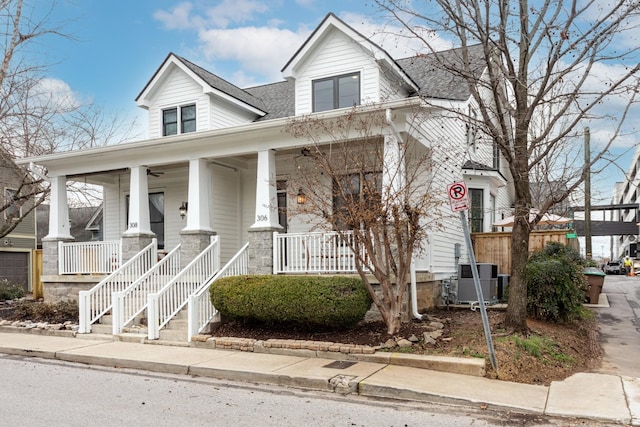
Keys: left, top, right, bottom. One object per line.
{"left": 41, "top": 0, "right": 386, "bottom": 121}
{"left": 34, "top": 0, "right": 638, "bottom": 220}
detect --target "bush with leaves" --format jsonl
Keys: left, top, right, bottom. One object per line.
{"left": 0, "top": 279, "right": 25, "bottom": 301}
{"left": 526, "top": 242, "right": 588, "bottom": 323}
{"left": 210, "top": 275, "right": 372, "bottom": 330}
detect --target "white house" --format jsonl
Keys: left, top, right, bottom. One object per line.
{"left": 18, "top": 13, "right": 514, "bottom": 340}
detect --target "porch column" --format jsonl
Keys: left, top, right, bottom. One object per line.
{"left": 122, "top": 166, "right": 155, "bottom": 261}
{"left": 248, "top": 150, "right": 282, "bottom": 274}
{"left": 180, "top": 158, "right": 215, "bottom": 268}
{"left": 383, "top": 134, "right": 405, "bottom": 202}
{"left": 42, "top": 175, "right": 73, "bottom": 276}
{"left": 184, "top": 158, "right": 213, "bottom": 232}
{"left": 250, "top": 150, "right": 281, "bottom": 230}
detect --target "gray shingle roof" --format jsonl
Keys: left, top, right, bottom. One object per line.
{"left": 174, "top": 55, "right": 267, "bottom": 113}
{"left": 171, "top": 44, "right": 486, "bottom": 122}
{"left": 245, "top": 80, "right": 295, "bottom": 121}
{"left": 397, "top": 44, "right": 487, "bottom": 101}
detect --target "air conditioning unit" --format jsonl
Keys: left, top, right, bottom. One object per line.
{"left": 457, "top": 263, "right": 498, "bottom": 304}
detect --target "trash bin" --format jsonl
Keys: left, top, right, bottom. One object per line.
{"left": 584, "top": 267, "right": 606, "bottom": 304}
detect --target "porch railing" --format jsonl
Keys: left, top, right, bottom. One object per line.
{"left": 147, "top": 236, "right": 220, "bottom": 340}
{"left": 111, "top": 245, "right": 181, "bottom": 335}
{"left": 59, "top": 240, "right": 121, "bottom": 274}
{"left": 187, "top": 242, "right": 249, "bottom": 342}
{"left": 273, "top": 231, "right": 366, "bottom": 274}
{"left": 78, "top": 239, "right": 157, "bottom": 334}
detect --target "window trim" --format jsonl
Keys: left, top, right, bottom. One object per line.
{"left": 162, "top": 103, "right": 197, "bottom": 137}
{"left": 312, "top": 72, "right": 361, "bottom": 112}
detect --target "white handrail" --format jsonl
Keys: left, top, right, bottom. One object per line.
{"left": 273, "top": 231, "right": 366, "bottom": 274}
{"left": 112, "top": 245, "right": 181, "bottom": 334}
{"left": 187, "top": 242, "right": 249, "bottom": 341}
{"left": 147, "top": 236, "right": 220, "bottom": 340}
{"left": 58, "top": 240, "right": 122, "bottom": 274}
{"left": 78, "top": 239, "right": 157, "bottom": 334}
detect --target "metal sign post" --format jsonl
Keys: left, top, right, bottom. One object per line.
{"left": 447, "top": 181, "right": 498, "bottom": 371}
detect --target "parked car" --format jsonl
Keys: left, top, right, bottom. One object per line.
{"left": 604, "top": 261, "right": 622, "bottom": 275}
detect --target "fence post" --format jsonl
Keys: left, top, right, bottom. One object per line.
{"left": 147, "top": 294, "right": 158, "bottom": 340}
{"left": 78, "top": 291, "right": 89, "bottom": 333}
{"left": 111, "top": 291, "right": 122, "bottom": 335}
{"left": 187, "top": 294, "right": 197, "bottom": 342}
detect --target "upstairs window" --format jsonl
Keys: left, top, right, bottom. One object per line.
{"left": 162, "top": 104, "right": 196, "bottom": 136}
{"left": 313, "top": 73, "right": 360, "bottom": 112}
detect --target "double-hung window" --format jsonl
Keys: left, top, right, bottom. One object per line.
{"left": 469, "top": 188, "right": 484, "bottom": 232}
{"left": 313, "top": 72, "right": 360, "bottom": 112}
{"left": 162, "top": 104, "right": 196, "bottom": 136}
{"left": 332, "top": 171, "right": 381, "bottom": 230}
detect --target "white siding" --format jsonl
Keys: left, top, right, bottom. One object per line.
{"left": 147, "top": 67, "right": 209, "bottom": 138}
{"left": 240, "top": 167, "right": 256, "bottom": 244}
{"left": 210, "top": 97, "right": 257, "bottom": 130}
{"left": 294, "top": 29, "right": 381, "bottom": 115}
{"left": 211, "top": 164, "right": 242, "bottom": 263}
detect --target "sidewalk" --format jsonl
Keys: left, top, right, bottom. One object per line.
{"left": 0, "top": 330, "right": 638, "bottom": 425}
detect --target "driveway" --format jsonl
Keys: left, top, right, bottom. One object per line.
{"left": 595, "top": 274, "right": 640, "bottom": 377}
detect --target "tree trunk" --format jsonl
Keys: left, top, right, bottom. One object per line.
{"left": 504, "top": 214, "right": 530, "bottom": 333}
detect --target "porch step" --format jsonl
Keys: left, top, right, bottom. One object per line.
{"left": 90, "top": 323, "right": 113, "bottom": 335}
{"left": 158, "top": 328, "right": 188, "bottom": 342}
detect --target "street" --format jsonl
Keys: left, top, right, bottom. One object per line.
{"left": 0, "top": 355, "right": 572, "bottom": 427}
{"left": 595, "top": 273, "right": 640, "bottom": 377}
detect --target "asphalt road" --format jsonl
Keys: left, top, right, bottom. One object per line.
{"left": 0, "top": 355, "right": 576, "bottom": 427}
{"left": 595, "top": 273, "right": 640, "bottom": 377}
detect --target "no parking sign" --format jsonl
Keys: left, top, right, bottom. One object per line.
{"left": 447, "top": 181, "right": 469, "bottom": 212}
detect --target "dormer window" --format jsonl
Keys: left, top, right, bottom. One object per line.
{"left": 312, "top": 72, "right": 360, "bottom": 112}
{"left": 162, "top": 104, "right": 196, "bottom": 136}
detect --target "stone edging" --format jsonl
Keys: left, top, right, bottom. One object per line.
{"left": 0, "top": 325, "right": 486, "bottom": 378}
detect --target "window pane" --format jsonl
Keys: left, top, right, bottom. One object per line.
{"left": 163, "top": 108, "right": 177, "bottom": 136}
{"left": 470, "top": 189, "right": 483, "bottom": 232}
{"left": 338, "top": 74, "right": 360, "bottom": 108}
{"left": 313, "top": 79, "right": 334, "bottom": 112}
{"left": 181, "top": 105, "right": 195, "bottom": 120}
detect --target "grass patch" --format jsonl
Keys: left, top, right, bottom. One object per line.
{"left": 512, "top": 334, "right": 575, "bottom": 365}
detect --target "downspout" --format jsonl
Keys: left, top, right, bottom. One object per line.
{"left": 410, "top": 259, "right": 423, "bottom": 320}
{"left": 386, "top": 108, "right": 422, "bottom": 320}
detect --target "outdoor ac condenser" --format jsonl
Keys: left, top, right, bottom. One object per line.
{"left": 456, "top": 263, "right": 498, "bottom": 304}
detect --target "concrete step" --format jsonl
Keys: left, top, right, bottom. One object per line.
{"left": 90, "top": 323, "right": 113, "bottom": 335}
{"left": 158, "top": 328, "right": 187, "bottom": 342}
{"left": 165, "top": 319, "right": 187, "bottom": 330}
{"left": 99, "top": 314, "right": 112, "bottom": 325}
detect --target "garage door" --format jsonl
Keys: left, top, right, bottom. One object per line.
{"left": 0, "top": 252, "right": 29, "bottom": 291}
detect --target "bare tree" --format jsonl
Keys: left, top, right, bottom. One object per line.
{"left": 286, "top": 107, "right": 447, "bottom": 334}
{"left": 0, "top": 0, "right": 138, "bottom": 238}
{"left": 375, "top": 0, "right": 640, "bottom": 333}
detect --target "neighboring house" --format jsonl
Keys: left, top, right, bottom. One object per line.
{"left": 36, "top": 204, "right": 103, "bottom": 247}
{"left": 17, "top": 13, "right": 514, "bottom": 338}
{"left": 0, "top": 151, "right": 37, "bottom": 292}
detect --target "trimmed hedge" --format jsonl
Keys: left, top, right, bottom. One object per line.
{"left": 209, "top": 275, "right": 372, "bottom": 329}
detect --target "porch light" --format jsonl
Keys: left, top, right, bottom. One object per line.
{"left": 296, "top": 188, "right": 306, "bottom": 205}
{"left": 179, "top": 201, "right": 188, "bottom": 219}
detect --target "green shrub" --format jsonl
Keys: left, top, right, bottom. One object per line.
{"left": 526, "top": 242, "right": 587, "bottom": 323}
{"left": 0, "top": 279, "right": 26, "bottom": 301}
{"left": 209, "top": 275, "right": 372, "bottom": 330}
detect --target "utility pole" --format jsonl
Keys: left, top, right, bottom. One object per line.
{"left": 585, "top": 127, "right": 592, "bottom": 259}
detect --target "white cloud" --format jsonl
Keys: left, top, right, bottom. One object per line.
{"left": 35, "top": 78, "right": 83, "bottom": 111}
{"left": 205, "top": 0, "right": 269, "bottom": 28}
{"left": 153, "top": 2, "right": 196, "bottom": 30}
{"left": 197, "top": 26, "right": 307, "bottom": 83}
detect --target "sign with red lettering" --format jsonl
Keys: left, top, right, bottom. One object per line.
{"left": 447, "top": 181, "right": 469, "bottom": 212}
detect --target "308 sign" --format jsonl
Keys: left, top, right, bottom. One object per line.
{"left": 447, "top": 181, "right": 469, "bottom": 212}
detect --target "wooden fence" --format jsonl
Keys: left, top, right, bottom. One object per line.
{"left": 471, "top": 229, "right": 578, "bottom": 275}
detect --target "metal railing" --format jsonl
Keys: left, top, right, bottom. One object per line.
{"left": 147, "top": 236, "right": 220, "bottom": 340}
{"left": 273, "top": 231, "right": 366, "bottom": 273}
{"left": 187, "top": 242, "right": 249, "bottom": 342}
{"left": 59, "top": 240, "right": 121, "bottom": 274}
{"left": 111, "top": 245, "right": 181, "bottom": 334}
{"left": 78, "top": 239, "right": 157, "bottom": 334}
